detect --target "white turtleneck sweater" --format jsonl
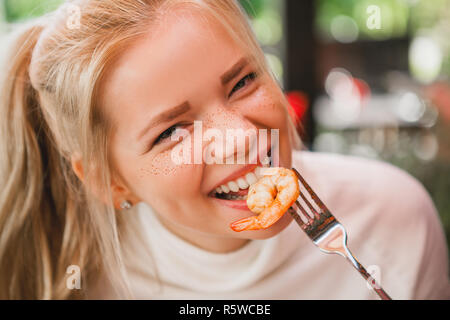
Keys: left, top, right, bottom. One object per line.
{"left": 91, "top": 151, "right": 450, "bottom": 300}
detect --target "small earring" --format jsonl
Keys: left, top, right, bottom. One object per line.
{"left": 120, "top": 200, "right": 132, "bottom": 210}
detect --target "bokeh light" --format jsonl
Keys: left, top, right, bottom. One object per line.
{"left": 396, "top": 91, "right": 426, "bottom": 123}
{"left": 252, "top": 8, "right": 283, "bottom": 46}
{"left": 330, "top": 15, "right": 359, "bottom": 43}
{"left": 325, "top": 68, "right": 363, "bottom": 123}
{"left": 313, "top": 132, "right": 347, "bottom": 154}
{"left": 409, "top": 36, "right": 443, "bottom": 84}
{"left": 413, "top": 131, "right": 439, "bottom": 162}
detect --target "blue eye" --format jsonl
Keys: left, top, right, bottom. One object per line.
{"left": 229, "top": 72, "right": 258, "bottom": 97}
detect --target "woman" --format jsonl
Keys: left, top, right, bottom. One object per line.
{"left": 0, "top": 0, "right": 448, "bottom": 299}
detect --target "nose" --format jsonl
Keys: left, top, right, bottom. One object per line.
{"left": 202, "top": 108, "right": 262, "bottom": 165}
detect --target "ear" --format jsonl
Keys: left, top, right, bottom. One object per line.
{"left": 70, "top": 155, "right": 140, "bottom": 209}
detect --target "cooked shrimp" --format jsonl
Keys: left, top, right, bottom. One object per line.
{"left": 230, "top": 167, "right": 300, "bottom": 232}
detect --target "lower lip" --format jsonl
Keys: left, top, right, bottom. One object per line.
{"left": 210, "top": 197, "right": 252, "bottom": 211}
{"left": 208, "top": 148, "right": 272, "bottom": 212}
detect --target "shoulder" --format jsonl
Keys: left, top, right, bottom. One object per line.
{"left": 292, "top": 150, "right": 450, "bottom": 299}
{"left": 293, "top": 150, "right": 434, "bottom": 220}
{"left": 293, "top": 150, "right": 419, "bottom": 189}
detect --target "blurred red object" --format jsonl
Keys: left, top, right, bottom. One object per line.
{"left": 425, "top": 81, "right": 450, "bottom": 123}
{"left": 352, "top": 78, "right": 371, "bottom": 104}
{"left": 286, "top": 91, "right": 308, "bottom": 126}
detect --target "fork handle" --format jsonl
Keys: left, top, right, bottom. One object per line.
{"left": 345, "top": 252, "right": 392, "bottom": 300}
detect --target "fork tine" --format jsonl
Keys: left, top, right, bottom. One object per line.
{"left": 299, "top": 192, "right": 322, "bottom": 220}
{"left": 292, "top": 168, "right": 331, "bottom": 214}
{"left": 294, "top": 200, "right": 314, "bottom": 224}
{"left": 288, "top": 206, "right": 305, "bottom": 228}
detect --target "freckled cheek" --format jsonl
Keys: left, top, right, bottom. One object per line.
{"left": 135, "top": 148, "right": 199, "bottom": 195}
{"left": 138, "top": 149, "right": 181, "bottom": 177}
{"left": 255, "top": 86, "right": 287, "bottom": 114}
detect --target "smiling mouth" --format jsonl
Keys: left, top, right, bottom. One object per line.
{"left": 210, "top": 149, "right": 272, "bottom": 201}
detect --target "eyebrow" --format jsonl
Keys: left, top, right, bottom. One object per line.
{"left": 137, "top": 101, "right": 191, "bottom": 140}
{"left": 137, "top": 57, "right": 251, "bottom": 141}
{"left": 221, "top": 57, "right": 250, "bottom": 85}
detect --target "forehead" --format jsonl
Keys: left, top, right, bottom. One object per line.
{"left": 100, "top": 8, "right": 247, "bottom": 131}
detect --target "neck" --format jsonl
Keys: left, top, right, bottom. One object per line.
{"left": 157, "top": 216, "right": 250, "bottom": 253}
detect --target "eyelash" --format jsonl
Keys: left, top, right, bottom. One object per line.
{"left": 153, "top": 72, "right": 258, "bottom": 147}
{"left": 228, "top": 72, "right": 258, "bottom": 98}
{"left": 153, "top": 125, "right": 182, "bottom": 146}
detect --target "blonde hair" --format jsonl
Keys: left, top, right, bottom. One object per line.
{"left": 0, "top": 0, "right": 300, "bottom": 299}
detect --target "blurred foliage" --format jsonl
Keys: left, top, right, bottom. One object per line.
{"left": 316, "top": 0, "right": 450, "bottom": 41}
{"left": 316, "top": 0, "right": 409, "bottom": 41}
{"left": 239, "top": 0, "right": 266, "bottom": 18}
{"left": 409, "top": 0, "right": 450, "bottom": 34}
{"left": 3, "top": 0, "right": 63, "bottom": 22}
{"left": 316, "top": 0, "right": 450, "bottom": 79}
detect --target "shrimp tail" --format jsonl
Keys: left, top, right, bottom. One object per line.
{"left": 231, "top": 193, "right": 299, "bottom": 232}
{"left": 230, "top": 216, "right": 262, "bottom": 232}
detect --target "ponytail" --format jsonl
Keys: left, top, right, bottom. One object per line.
{"left": 0, "top": 20, "right": 90, "bottom": 300}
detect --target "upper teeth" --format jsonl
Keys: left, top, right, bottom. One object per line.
{"left": 215, "top": 164, "right": 269, "bottom": 195}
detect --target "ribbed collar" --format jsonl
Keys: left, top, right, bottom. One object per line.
{"left": 134, "top": 201, "right": 304, "bottom": 293}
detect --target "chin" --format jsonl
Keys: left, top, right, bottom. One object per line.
{"left": 231, "top": 213, "right": 293, "bottom": 240}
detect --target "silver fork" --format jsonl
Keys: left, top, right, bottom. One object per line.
{"left": 288, "top": 168, "right": 392, "bottom": 300}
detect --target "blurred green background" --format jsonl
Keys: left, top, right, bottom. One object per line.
{"left": 249, "top": 0, "right": 450, "bottom": 263}
{"left": 1, "top": 0, "right": 449, "bottom": 263}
